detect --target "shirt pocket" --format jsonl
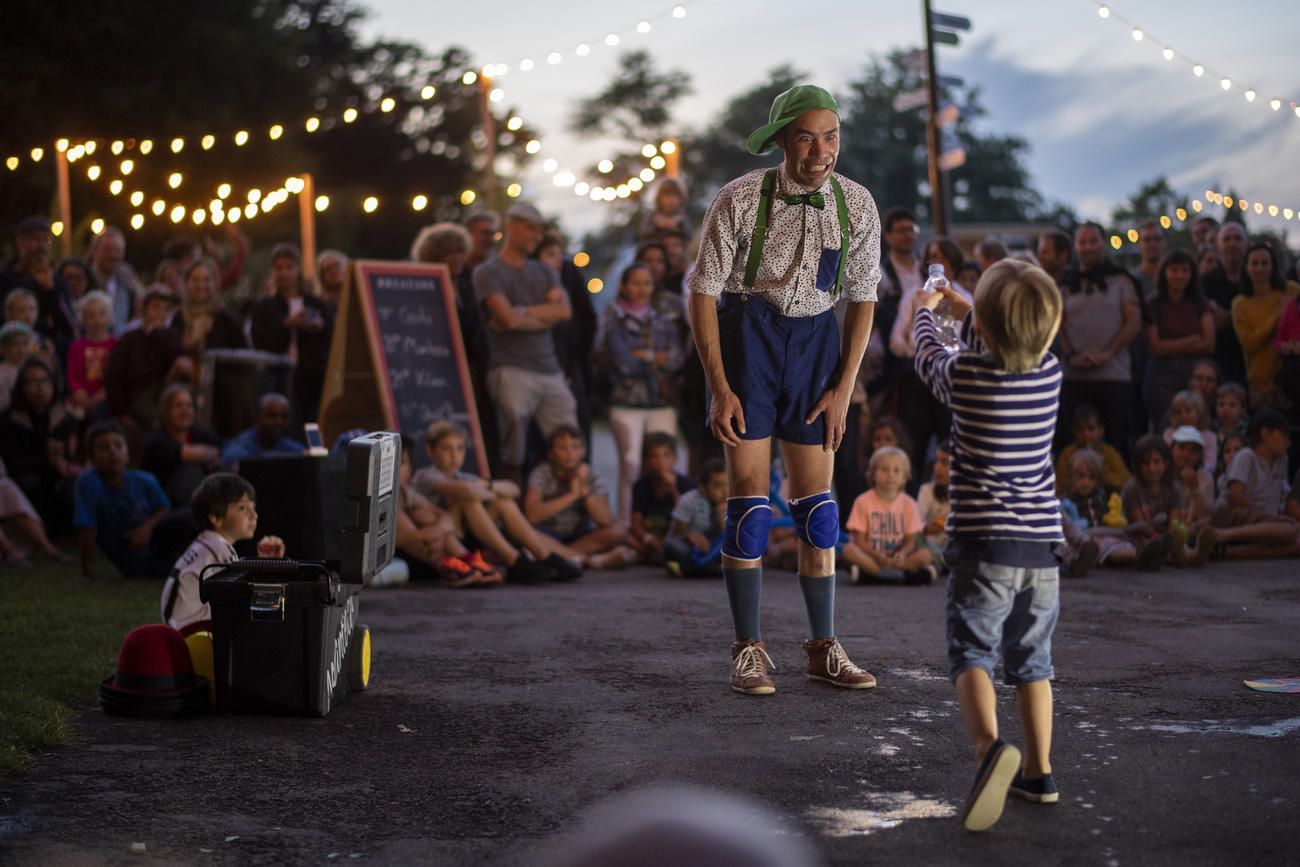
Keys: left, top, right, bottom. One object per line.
{"left": 816, "top": 248, "right": 841, "bottom": 292}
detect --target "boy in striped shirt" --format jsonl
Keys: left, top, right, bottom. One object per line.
{"left": 913, "top": 259, "right": 1065, "bottom": 832}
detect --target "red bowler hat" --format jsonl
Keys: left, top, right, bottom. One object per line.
{"left": 99, "top": 624, "right": 210, "bottom": 718}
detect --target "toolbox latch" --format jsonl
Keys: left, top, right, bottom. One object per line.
{"left": 250, "top": 583, "right": 286, "bottom": 621}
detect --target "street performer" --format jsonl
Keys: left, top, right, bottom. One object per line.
{"left": 686, "top": 85, "right": 881, "bottom": 695}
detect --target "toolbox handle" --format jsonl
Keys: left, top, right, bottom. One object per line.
{"left": 199, "top": 559, "right": 334, "bottom": 582}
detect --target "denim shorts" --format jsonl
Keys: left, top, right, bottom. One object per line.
{"left": 712, "top": 294, "right": 839, "bottom": 445}
{"left": 945, "top": 557, "right": 1059, "bottom": 685}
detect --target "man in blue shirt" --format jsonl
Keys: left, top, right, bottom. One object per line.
{"left": 220, "top": 393, "right": 304, "bottom": 471}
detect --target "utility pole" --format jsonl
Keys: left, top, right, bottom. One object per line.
{"left": 922, "top": 0, "right": 947, "bottom": 236}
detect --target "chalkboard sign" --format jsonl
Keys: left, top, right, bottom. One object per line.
{"left": 317, "top": 260, "right": 488, "bottom": 475}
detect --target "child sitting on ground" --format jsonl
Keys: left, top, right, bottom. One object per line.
{"left": 1214, "top": 382, "right": 1248, "bottom": 444}
{"left": 663, "top": 458, "right": 727, "bottom": 578}
{"left": 1209, "top": 409, "right": 1300, "bottom": 559}
{"left": 1169, "top": 425, "right": 1219, "bottom": 565}
{"left": 74, "top": 420, "right": 176, "bottom": 581}
{"left": 1162, "top": 390, "right": 1217, "bottom": 473}
{"left": 1055, "top": 404, "right": 1131, "bottom": 495}
{"left": 160, "top": 473, "right": 285, "bottom": 633}
{"left": 0, "top": 321, "right": 32, "bottom": 412}
{"left": 912, "top": 258, "right": 1064, "bottom": 831}
{"left": 627, "top": 431, "right": 695, "bottom": 564}
{"left": 3, "top": 288, "right": 58, "bottom": 373}
{"left": 916, "top": 439, "right": 952, "bottom": 577}
{"left": 395, "top": 435, "right": 500, "bottom": 588}
{"left": 1060, "top": 448, "right": 1145, "bottom": 570}
{"left": 412, "top": 421, "right": 577, "bottom": 585}
{"left": 842, "top": 446, "right": 936, "bottom": 585}
{"left": 524, "top": 425, "right": 631, "bottom": 571}
{"left": 1120, "top": 435, "right": 1182, "bottom": 570}
{"left": 66, "top": 290, "right": 117, "bottom": 419}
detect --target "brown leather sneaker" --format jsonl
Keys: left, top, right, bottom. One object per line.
{"left": 730, "top": 640, "right": 776, "bottom": 695}
{"left": 803, "top": 637, "right": 876, "bottom": 689}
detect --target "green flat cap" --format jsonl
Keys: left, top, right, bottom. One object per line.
{"left": 746, "top": 85, "right": 839, "bottom": 155}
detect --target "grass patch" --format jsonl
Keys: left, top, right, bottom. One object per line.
{"left": 0, "top": 551, "right": 157, "bottom": 776}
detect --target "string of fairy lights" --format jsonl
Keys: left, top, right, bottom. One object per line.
{"left": 1092, "top": 2, "right": 1300, "bottom": 120}
{"left": 2, "top": 3, "right": 701, "bottom": 232}
{"left": 1105, "top": 187, "right": 1297, "bottom": 251}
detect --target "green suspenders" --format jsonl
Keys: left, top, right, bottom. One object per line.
{"left": 742, "top": 167, "right": 852, "bottom": 295}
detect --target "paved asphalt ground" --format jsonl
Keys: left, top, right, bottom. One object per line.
{"left": 1, "top": 553, "right": 1298, "bottom": 866}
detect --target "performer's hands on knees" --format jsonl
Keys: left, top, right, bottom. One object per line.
{"left": 710, "top": 389, "right": 746, "bottom": 447}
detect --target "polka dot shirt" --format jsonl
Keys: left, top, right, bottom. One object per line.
{"left": 685, "top": 163, "right": 882, "bottom": 317}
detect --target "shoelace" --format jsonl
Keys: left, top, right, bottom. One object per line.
{"left": 733, "top": 644, "right": 776, "bottom": 679}
{"left": 823, "top": 641, "right": 862, "bottom": 677}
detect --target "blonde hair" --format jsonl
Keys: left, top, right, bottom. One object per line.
{"left": 1066, "top": 448, "right": 1103, "bottom": 483}
{"left": 76, "top": 289, "right": 113, "bottom": 323}
{"left": 1170, "top": 389, "right": 1210, "bottom": 428}
{"left": 972, "top": 259, "right": 1062, "bottom": 373}
{"left": 425, "top": 419, "right": 468, "bottom": 448}
{"left": 411, "top": 223, "right": 470, "bottom": 264}
{"left": 867, "top": 445, "right": 912, "bottom": 483}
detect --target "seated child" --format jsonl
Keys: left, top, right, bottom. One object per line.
{"left": 663, "top": 458, "right": 727, "bottom": 577}
{"left": 627, "top": 431, "right": 695, "bottom": 564}
{"left": 4, "top": 288, "right": 59, "bottom": 374}
{"left": 1120, "top": 435, "right": 1182, "bottom": 570}
{"left": 0, "top": 321, "right": 33, "bottom": 412}
{"left": 1213, "top": 382, "right": 1248, "bottom": 444}
{"left": 66, "top": 290, "right": 117, "bottom": 418}
{"left": 1169, "top": 425, "right": 1219, "bottom": 565}
{"left": 842, "top": 446, "right": 936, "bottom": 585}
{"left": 0, "top": 454, "right": 68, "bottom": 565}
{"left": 1162, "top": 390, "right": 1217, "bottom": 473}
{"left": 916, "top": 438, "right": 952, "bottom": 576}
{"left": 1055, "top": 404, "right": 1131, "bottom": 495}
{"left": 412, "top": 421, "right": 577, "bottom": 584}
{"left": 160, "top": 473, "right": 285, "bottom": 633}
{"left": 1060, "top": 448, "right": 1141, "bottom": 570}
{"left": 396, "top": 435, "right": 500, "bottom": 588}
{"left": 524, "top": 425, "right": 631, "bottom": 571}
{"left": 1209, "top": 409, "right": 1300, "bottom": 559}
{"left": 75, "top": 420, "right": 188, "bottom": 580}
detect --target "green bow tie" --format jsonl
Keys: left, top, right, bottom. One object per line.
{"left": 782, "top": 191, "right": 824, "bottom": 209}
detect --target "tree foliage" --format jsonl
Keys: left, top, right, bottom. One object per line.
{"left": 0, "top": 0, "right": 535, "bottom": 264}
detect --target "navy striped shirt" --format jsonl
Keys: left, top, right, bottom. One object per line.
{"left": 913, "top": 307, "right": 1064, "bottom": 560}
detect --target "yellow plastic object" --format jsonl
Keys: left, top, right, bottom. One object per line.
{"left": 1102, "top": 493, "right": 1127, "bottom": 528}
{"left": 184, "top": 631, "right": 216, "bottom": 703}
{"left": 349, "top": 625, "right": 371, "bottom": 691}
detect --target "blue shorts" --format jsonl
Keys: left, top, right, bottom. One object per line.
{"left": 712, "top": 294, "right": 839, "bottom": 445}
{"left": 945, "top": 555, "right": 1059, "bottom": 686}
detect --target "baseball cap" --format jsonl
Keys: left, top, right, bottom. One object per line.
{"left": 505, "top": 203, "right": 546, "bottom": 225}
{"left": 1170, "top": 426, "right": 1203, "bottom": 446}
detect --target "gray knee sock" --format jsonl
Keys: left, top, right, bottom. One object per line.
{"left": 723, "top": 566, "right": 763, "bottom": 642}
{"left": 799, "top": 573, "right": 835, "bottom": 640}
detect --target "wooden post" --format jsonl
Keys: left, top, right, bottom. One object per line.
{"left": 922, "top": 0, "right": 948, "bottom": 236}
{"left": 478, "top": 74, "right": 498, "bottom": 210}
{"left": 56, "top": 146, "right": 72, "bottom": 259}
{"left": 300, "top": 172, "right": 316, "bottom": 280}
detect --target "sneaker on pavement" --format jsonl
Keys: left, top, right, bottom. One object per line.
{"left": 961, "top": 739, "right": 1021, "bottom": 832}
{"left": 730, "top": 640, "right": 776, "bottom": 695}
{"left": 505, "top": 556, "right": 551, "bottom": 585}
{"left": 1135, "top": 534, "right": 1171, "bottom": 571}
{"left": 1066, "top": 538, "right": 1100, "bottom": 578}
{"left": 438, "top": 555, "right": 480, "bottom": 589}
{"left": 543, "top": 552, "right": 583, "bottom": 582}
{"left": 1009, "top": 771, "right": 1059, "bottom": 804}
{"left": 903, "top": 565, "right": 938, "bottom": 585}
{"left": 803, "top": 637, "right": 876, "bottom": 689}
{"left": 1190, "top": 525, "right": 1218, "bottom": 567}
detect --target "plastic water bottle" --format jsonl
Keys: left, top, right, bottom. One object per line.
{"left": 923, "top": 264, "right": 960, "bottom": 350}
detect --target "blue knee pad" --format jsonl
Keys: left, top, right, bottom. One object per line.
{"left": 723, "top": 496, "right": 772, "bottom": 560}
{"left": 789, "top": 491, "right": 839, "bottom": 549}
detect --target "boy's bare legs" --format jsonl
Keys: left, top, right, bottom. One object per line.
{"left": 1017, "top": 680, "right": 1054, "bottom": 778}
{"left": 485, "top": 498, "right": 553, "bottom": 561}
{"left": 955, "top": 667, "right": 1000, "bottom": 763}
{"left": 453, "top": 500, "right": 521, "bottom": 565}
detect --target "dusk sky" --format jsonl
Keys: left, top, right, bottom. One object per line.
{"left": 362, "top": 0, "right": 1300, "bottom": 240}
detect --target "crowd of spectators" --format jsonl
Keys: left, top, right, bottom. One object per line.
{"left": 2, "top": 188, "right": 1297, "bottom": 580}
